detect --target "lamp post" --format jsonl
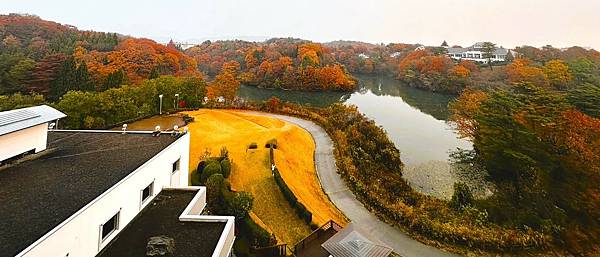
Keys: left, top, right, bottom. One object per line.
{"left": 174, "top": 93, "right": 180, "bottom": 111}
{"left": 159, "top": 94, "right": 163, "bottom": 115}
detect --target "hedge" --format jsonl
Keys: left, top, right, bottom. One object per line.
{"left": 269, "top": 147, "right": 313, "bottom": 224}
{"left": 240, "top": 216, "right": 276, "bottom": 247}
{"left": 272, "top": 168, "right": 312, "bottom": 224}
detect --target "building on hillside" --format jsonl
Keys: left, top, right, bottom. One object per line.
{"left": 0, "top": 105, "right": 235, "bottom": 257}
{"left": 446, "top": 42, "right": 513, "bottom": 63}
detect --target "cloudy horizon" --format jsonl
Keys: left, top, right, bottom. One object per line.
{"left": 3, "top": 0, "right": 600, "bottom": 49}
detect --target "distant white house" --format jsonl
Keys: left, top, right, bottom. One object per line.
{"left": 446, "top": 42, "right": 512, "bottom": 63}
{"left": 358, "top": 53, "right": 370, "bottom": 59}
{"left": 389, "top": 52, "right": 402, "bottom": 58}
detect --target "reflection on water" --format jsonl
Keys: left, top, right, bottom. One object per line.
{"left": 238, "top": 75, "right": 472, "bottom": 165}
{"left": 238, "top": 75, "right": 477, "bottom": 198}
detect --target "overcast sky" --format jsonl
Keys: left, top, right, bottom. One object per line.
{"left": 3, "top": 0, "right": 600, "bottom": 49}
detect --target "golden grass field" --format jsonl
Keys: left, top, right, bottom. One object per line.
{"left": 127, "top": 110, "right": 346, "bottom": 245}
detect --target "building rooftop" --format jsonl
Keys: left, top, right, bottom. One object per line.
{"left": 322, "top": 223, "right": 392, "bottom": 257}
{"left": 0, "top": 131, "right": 181, "bottom": 256}
{"left": 0, "top": 105, "right": 65, "bottom": 136}
{"left": 97, "top": 190, "right": 226, "bottom": 257}
{"left": 447, "top": 44, "right": 509, "bottom": 55}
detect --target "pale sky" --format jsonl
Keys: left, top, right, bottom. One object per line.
{"left": 2, "top": 0, "right": 600, "bottom": 49}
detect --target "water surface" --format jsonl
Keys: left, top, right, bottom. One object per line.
{"left": 238, "top": 75, "right": 476, "bottom": 198}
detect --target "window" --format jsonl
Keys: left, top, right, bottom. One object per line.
{"left": 101, "top": 212, "right": 119, "bottom": 241}
{"left": 141, "top": 182, "right": 154, "bottom": 203}
{"left": 172, "top": 158, "right": 180, "bottom": 173}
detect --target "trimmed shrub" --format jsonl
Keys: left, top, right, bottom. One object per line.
{"left": 206, "top": 174, "right": 225, "bottom": 212}
{"left": 248, "top": 142, "right": 258, "bottom": 150}
{"left": 190, "top": 169, "right": 201, "bottom": 186}
{"left": 220, "top": 159, "right": 231, "bottom": 178}
{"left": 201, "top": 160, "right": 222, "bottom": 183}
{"left": 265, "top": 138, "right": 277, "bottom": 149}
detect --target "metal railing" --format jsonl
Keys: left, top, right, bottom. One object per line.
{"left": 293, "top": 220, "right": 343, "bottom": 255}
{"left": 251, "top": 243, "right": 290, "bottom": 257}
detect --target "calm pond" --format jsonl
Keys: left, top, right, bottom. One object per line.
{"left": 238, "top": 75, "right": 483, "bottom": 199}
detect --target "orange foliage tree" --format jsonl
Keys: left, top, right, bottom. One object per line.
{"left": 504, "top": 58, "right": 548, "bottom": 87}
{"left": 207, "top": 61, "right": 240, "bottom": 102}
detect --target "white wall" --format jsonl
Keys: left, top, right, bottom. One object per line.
{"left": 16, "top": 132, "right": 191, "bottom": 257}
{"left": 0, "top": 123, "right": 48, "bottom": 162}
{"left": 178, "top": 187, "right": 235, "bottom": 257}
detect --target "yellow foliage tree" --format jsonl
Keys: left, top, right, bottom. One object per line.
{"left": 543, "top": 59, "right": 572, "bottom": 90}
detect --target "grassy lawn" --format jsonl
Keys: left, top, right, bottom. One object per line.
{"left": 183, "top": 109, "right": 312, "bottom": 245}
{"left": 227, "top": 111, "right": 347, "bottom": 227}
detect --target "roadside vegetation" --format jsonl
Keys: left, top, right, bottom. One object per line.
{"left": 233, "top": 99, "right": 590, "bottom": 255}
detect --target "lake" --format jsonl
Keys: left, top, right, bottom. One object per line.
{"left": 238, "top": 75, "right": 482, "bottom": 199}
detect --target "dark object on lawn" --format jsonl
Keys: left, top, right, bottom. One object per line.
{"left": 182, "top": 114, "right": 194, "bottom": 124}
{"left": 146, "top": 235, "right": 175, "bottom": 256}
{"left": 248, "top": 143, "right": 258, "bottom": 150}
{"left": 265, "top": 139, "right": 277, "bottom": 149}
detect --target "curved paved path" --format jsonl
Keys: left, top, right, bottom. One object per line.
{"left": 243, "top": 111, "right": 456, "bottom": 257}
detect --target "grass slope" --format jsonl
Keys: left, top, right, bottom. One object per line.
{"left": 183, "top": 109, "right": 314, "bottom": 245}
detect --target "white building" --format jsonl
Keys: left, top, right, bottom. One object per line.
{"left": 446, "top": 42, "right": 512, "bottom": 63}
{"left": 0, "top": 105, "right": 234, "bottom": 257}
{"left": 358, "top": 53, "right": 370, "bottom": 59}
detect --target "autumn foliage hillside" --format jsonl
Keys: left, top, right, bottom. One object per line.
{"left": 0, "top": 13, "right": 208, "bottom": 109}
{"left": 74, "top": 38, "right": 199, "bottom": 84}
{"left": 185, "top": 38, "right": 357, "bottom": 91}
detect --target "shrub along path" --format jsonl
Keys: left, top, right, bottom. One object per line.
{"left": 244, "top": 111, "right": 457, "bottom": 257}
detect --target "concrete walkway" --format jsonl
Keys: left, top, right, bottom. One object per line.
{"left": 244, "top": 111, "right": 457, "bottom": 257}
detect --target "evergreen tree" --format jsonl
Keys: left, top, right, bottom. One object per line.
{"left": 101, "top": 69, "right": 126, "bottom": 91}
{"left": 49, "top": 57, "right": 94, "bottom": 100}
{"left": 481, "top": 42, "right": 497, "bottom": 70}
{"left": 149, "top": 67, "right": 160, "bottom": 79}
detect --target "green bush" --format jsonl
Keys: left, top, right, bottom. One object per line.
{"left": 206, "top": 174, "right": 226, "bottom": 212}
{"left": 201, "top": 160, "right": 222, "bottom": 183}
{"left": 220, "top": 159, "right": 231, "bottom": 178}
{"left": 226, "top": 191, "right": 254, "bottom": 221}
{"left": 190, "top": 169, "right": 201, "bottom": 186}
{"left": 240, "top": 216, "right": 276, "bottom": 247}
{"left": 450, "top": 182, "right": 474, "bottom": 210}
